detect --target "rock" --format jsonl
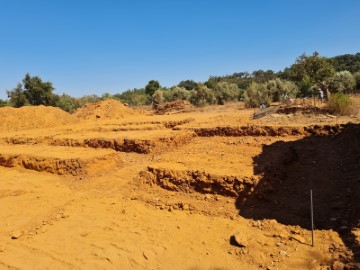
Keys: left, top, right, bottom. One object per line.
{"left": 11, "top": 231, "right": 23, "bottom": 239}
{"left": 279, "top": 250, "right": 288, "bottom": 257}
{"left": 332, "top": 260, "right": 346, "bottom": 270}
{"left": 181, "top": 204, "right": 189, "bottom": 211}
{"left": 276, "top": 242, "right": 282, "bottom": 247}
{"left": 143, "top": 250, "right": 156, "bottom": 261}
{"left": 290, "top": 235, "right": 306, "bottom": 244}
{"left": 232, "top": 232, "right": 248, "bottom": 247}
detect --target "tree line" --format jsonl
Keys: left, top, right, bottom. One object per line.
{"left": 2, "top": 52, "right": 360, "bottom": 111}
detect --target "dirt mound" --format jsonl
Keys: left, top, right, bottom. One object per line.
{"left": 0, "top": 105, "right": 77, "bottom": 132}
{"left": 73, "top": 99, "right": 134, "bottom": 120}
{"left": 155, "top": 100, "right": 193, "bottom": 115}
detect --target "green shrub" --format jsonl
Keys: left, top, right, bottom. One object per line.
{"left": 189, "top": 85, "right": 216, "bottom": 107}
{"left": 164, "top": 86, "right": 190, "bottom": 102}
{"left": 266, "top": 78, "right": 299, "bottom": 101}
{"left": 152, "top": 90, "right": 165, "bottom": 109}
{"left": 214, "top": 82, "right": 240, "bottom": 104}
{"left": 326, "top": 93, "right": 353, "bottom": 115}
{"left": 244, "top": 82, "right": 272, "bottom": 108}
{"left": 329, "top": 71, "right": 356, "bottom": 93}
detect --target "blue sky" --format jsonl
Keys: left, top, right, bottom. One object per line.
{"left": 0, "top": 0, "right": 359, "bottom": 99}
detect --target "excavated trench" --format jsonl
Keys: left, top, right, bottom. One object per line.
{"left": 2, "top": 132, "right": 194, "bottom": 154}
{"left": 139, "top": 123, "right": 350, "bottom": 200}
{"left": 140, "top": 166, "right": 258, "bottom": 198}
{"left": 192, "top": 124, "right": 345, "bottom": 137}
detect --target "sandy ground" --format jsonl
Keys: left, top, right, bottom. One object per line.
{"left": 0, "top": 100, "right": 359, "bottom": 269}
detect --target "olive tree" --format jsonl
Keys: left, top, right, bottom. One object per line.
{"left": 164, "top": 86, "right": 190, "bottom": 102}
{"left": 329, "top": 71, "right": 356, "bottom": 93}
{"left": 266, "top": 78, "right": 299, "bottom": 101}
{"left": 244, "top": 82, "right": 272, "bottom": 108}
{"left": 189, "top": 84, "right": 216, "bottom": 107}
{"left": 214, "top": 82, "right": 240, "bottom": 104}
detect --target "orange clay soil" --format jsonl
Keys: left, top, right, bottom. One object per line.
{"left": 0, "top": 99, "right": 359, "bottom": 270}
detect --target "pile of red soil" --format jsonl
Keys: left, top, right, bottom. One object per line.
{"left": 155, "top": 100, "right": 193, "bottom": 115}
{"left": 0, "top": 105, "right": 77, "bottom": 132}
{"left": 73, "top": 99, "right": 134, "bottom": 120}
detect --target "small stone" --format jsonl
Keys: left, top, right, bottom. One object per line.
{"left": 279, "top": 250, "right": 288, "bottom": 256}
{"left": 332, "top": 261, "right": 346, "bottom": 270}
{"left": 143, "top": 250, "right": 156, "bottom": 261}
{"left": 232, "top": 232, "right": 248, "bottom": 247}
{"left": 11, "top": 231, "right": 23, "bottom": 239}
{"left": 290, "top": 235, "right": 306, "bottom": 244}
{"left": 181, "top": 203, "right": 189, "bottom": 211}
{"left": 276, "top": 242, "right": 282, "bottom": 247}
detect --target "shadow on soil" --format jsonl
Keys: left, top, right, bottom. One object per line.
{"left": 236, "top": 123, "right": 360, "bottom": 262}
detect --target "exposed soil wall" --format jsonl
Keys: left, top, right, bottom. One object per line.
{"left": 193, "top": 124, "right": 344, "bottom": 137}
{"left": 3, "top": 132, "right": 195, "bottom": 154}
{"left": 0, "top": 153, "right": 120, "bottom": 176}
{"left": 140, "top": 166, "right": 258, "bottom": 198}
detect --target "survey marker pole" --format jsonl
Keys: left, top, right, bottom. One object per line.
{"left": 310, "top": 189, "right": 314, "bottom": 247}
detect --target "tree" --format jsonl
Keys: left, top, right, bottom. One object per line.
{"left": 266, "top": 78, "right": 299, "bottom": 101}
{"left": 353, "top": 71, "right": 360, "bottom": 90}
{"left": 113, "top": 88, "right": 148, "bottom": 106}
{"left": 0, "top": 99, "right": 8, "bottom": 107}
{"left": 331, "top": 53, "right": 360, "bottom": 73}
{"left": 244, "top": 82, "right": 272, "bottom": 108}
{"left": 165, "top": 86, "right": 190, "bottom": 102}
{"left": 22, "top": 73, "right": 57, "bottom": 105}
{"left": 7, "top": 83, "right": 28, "bottom": 107}
{"left": 145, "top": 80, "right": 161, "bottom": 99}
{"left": 101, "top": 92, "right": 113, "bottom": 100}
{"left": 251, "top": 69, "right": 276, "bottom": 83}
{"left": 178, "top": 80, "right": 197, "bottom": 90}
{"left": 56, "top": 93, "right": 78, "bottom": 112}
{"left": 214, "top": 82, "right": 240, "bottom": 104}
{"left": 152, "top": 89, "right": 165, "bottom": 109}
{"left": 329, "top": 71, "right": 356, "bottom": 93}
{"left": 289, "top": 52, "right": 335, "bottom": 96}
{"left": 205, "top": 76, "right": 221, "bottom": 89}
{"left": 189, "top": 84, "right": 216, "bottom": 106}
